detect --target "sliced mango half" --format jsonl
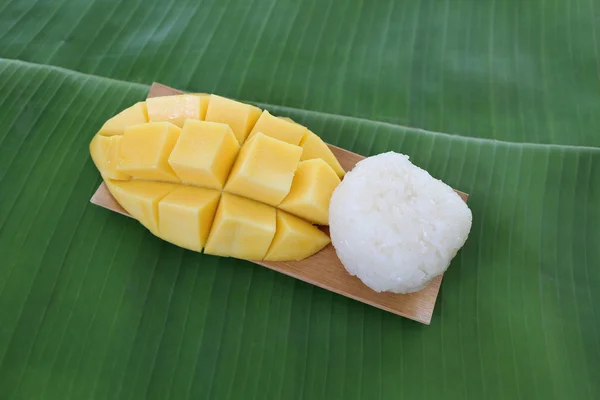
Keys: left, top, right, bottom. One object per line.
{"left": 90, "top": 94, "right": 345, "bottom": 261}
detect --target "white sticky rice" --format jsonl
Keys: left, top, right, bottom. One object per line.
{"left": 329, "top": 152, "right": 472, "bottom": 294}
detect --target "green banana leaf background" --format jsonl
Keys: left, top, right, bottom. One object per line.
{"left": 0, "top": 0, "right": 598, "bottom": 398}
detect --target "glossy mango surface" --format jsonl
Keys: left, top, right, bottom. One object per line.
{"left": 90, "top": 95, "right": 345, "bottom": 260}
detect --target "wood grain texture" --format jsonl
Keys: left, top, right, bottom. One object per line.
{"left": 89, "top": 83, "right": 469, "bottom": 325}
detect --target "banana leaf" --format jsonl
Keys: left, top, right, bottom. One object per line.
{"left": 0, "top": 0, "right": 599, "bottom": 398}
{"left": 1, "top": 0, "right": 599, "bottom": 146}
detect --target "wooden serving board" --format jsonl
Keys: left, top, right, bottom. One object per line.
{"left": 90, "top": 83, "right": 469, "bottom": 325}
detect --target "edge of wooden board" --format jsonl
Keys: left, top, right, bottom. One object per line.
{"left": 89, "top": 82, "right": 470, "bottom": 325}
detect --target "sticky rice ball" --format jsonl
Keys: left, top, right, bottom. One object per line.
{"left": 329, "top": 152, "right": 472, "bottom": 294}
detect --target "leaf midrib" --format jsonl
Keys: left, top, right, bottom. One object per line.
{"left": 4, "top": 57, "right": 599, "bottom": 153}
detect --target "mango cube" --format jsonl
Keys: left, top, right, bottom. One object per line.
{"left": 300, "top": 131, "right": 345, "bottom": 178}
{"left": 224, "top": 132, "right": 302, "bottom": 206}
{"left": 248, "top": 110, "right": 307, "bottom": 145}
{"left": 106, "top": 180, "right": 177, "bottom": 234}
{"left": 278, "top": 159, "right": 341, "bottom": 225}
{"left": 168, "top": 120, "right": 239, "bottom": 190}
{"left": 204, "top": 95, "right": 262, "bottom": 144}
{"left": 118, "top": 122, "right": 181, "bottom": 183}
{"left": 89, "top": 135, "right": 130, "bottom": 180}
{"left": 158, "top": 186, "right": 220, "bottom": 252}
{"left": 204, "top": 193, "right": 276, "bottom": 260}
{"left": 264, "top": 210, "right": 331, "bottom": 261}
{"left": 99, "top": 102, "right": 148, "bottom": 136}
{"left": 147, "top": 94, "right": 209, "bottom": 127}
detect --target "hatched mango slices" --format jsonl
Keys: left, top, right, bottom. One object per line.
{"left": 90, "top": 94, "right": 342, "bottom": 261}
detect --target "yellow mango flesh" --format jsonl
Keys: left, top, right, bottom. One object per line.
{"left": 89, "top": 135, "right": 130, "bottom": 180}
{"left": 264, "top": 210, "right": 331, "bottom": 261}
{"left": 204, "top": 193, "right": 276, "bottom": 260}
{"left": 106, "top": 180, "right": 178, "bottom": 234}
{"left": 93, "top": 95, "right": 345, "bottom": 261}
{"left": 204, "top": 95, "right": 262, "bottom": 144}
{"left": 196, "top": 94, "right": 210, "bottom": 120}
{"left": 147, "top": 94, "right": 208, "bottom": 127}
{"left": 158, "top": 186, "right": 220, "bottom": 252}
{"left": 99, "top": 102, "right": 148, "bottom": 136}
{"left": 224, "top": 132, "right": 302, "bottom": 206}
{"left": 278, "top": 159, "right": 341, "bottom": 225}
{"left": 118, "top": 122, "right": 181, "bottom": 183}
{"left": 168, "top": 120, "right": 239, "bottom": 190}
{"left": 248, "top": 110, "right": 307, "bottom": 145}
{"left": 300, "top": 131, "right": 345, "bottom": 178}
